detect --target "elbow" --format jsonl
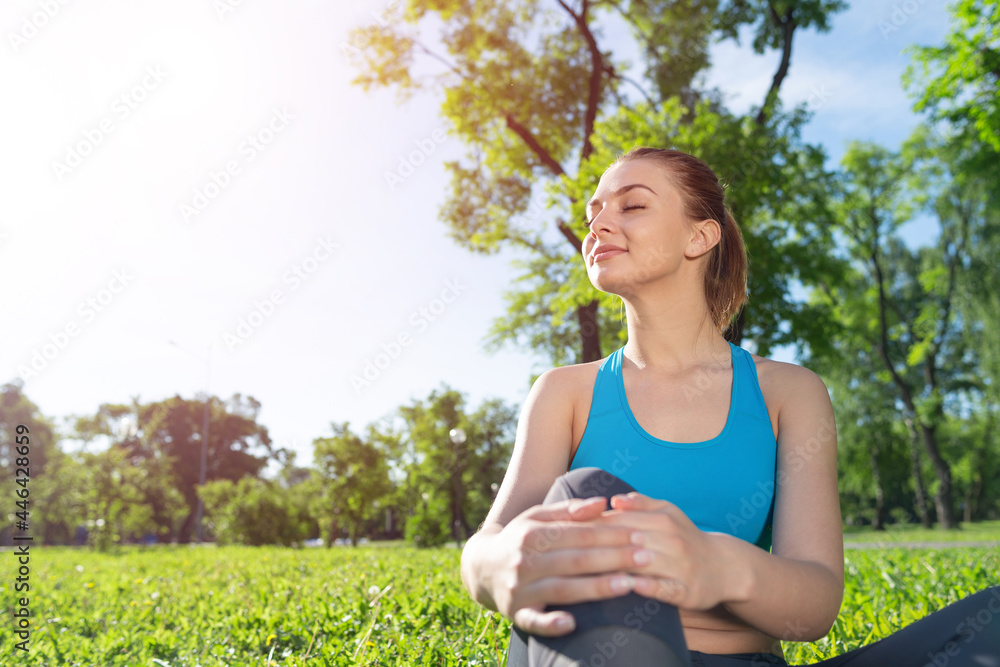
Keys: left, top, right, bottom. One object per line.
{"left": 780, "top": 571, "right": 843, "bottom": 642}
{"left": 459, "top": 533, "right": 480, "bottom": 596}
{"left": 785, "top": 609, "right": 839, "bottom": 642}
{"left": 801, "top": 580, "right": 844, "bottom": 641}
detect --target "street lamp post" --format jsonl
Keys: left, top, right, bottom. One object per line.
{"left": 169, "top": 340, "right": 212, "bottom": 544}
{"left": 449, "top": 428, "right": 466, "bottom": 546}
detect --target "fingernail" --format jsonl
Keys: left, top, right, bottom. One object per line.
{"left": 613, "top": 574, "right": 635, "bottom": 593}
{"left": 633, "top": 549, "right": 652, "bottom": 566}
{"left": 630, "top": 531, "right": 644, "bottom": 546}
{"left": 555, "top": 615, "right": 574, "bottom": 630}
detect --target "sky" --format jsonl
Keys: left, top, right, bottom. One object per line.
{"left": 1, "top": 0, "right": 952, "bottom": 470}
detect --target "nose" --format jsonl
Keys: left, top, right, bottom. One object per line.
{"left": 586, "top": 211, "right": 618, "bottom": 246}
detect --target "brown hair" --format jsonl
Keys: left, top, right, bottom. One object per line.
{"left": 610, "top": 147, "right": 748, "bottom": 335}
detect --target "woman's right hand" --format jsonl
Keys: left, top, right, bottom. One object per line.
{"left": 465, "top": 495, "right": 642, "bottom": 637}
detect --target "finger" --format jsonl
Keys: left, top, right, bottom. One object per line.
{"left": 526, "top": 544, "right": 647, "bottom": 580}
{"left": 630, "top": 575, "right": 689, "bottom": 606}
{"left": 526, "top": 572, "right": 637, "bottom": 608}
{"left": 609, "top": 492, "right": 672, "bottom": 512}
{"left": 523, "top": 521, "right": 638, "bottom": 553}
{"left": 513, "top": 605, "right": 576, "bottom": 637}
{"left": 524, "top": 497, "right": 607, "bottom": 523}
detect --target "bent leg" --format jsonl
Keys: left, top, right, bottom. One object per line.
{"left": 506, "top": 467, "right": 692, "bottom": 667}
{"left": 808, "top": 585, "right": 1000, "bottom": 667}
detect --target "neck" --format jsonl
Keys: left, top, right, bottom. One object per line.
{"left": 619, "top": 277, "right": 729, "bottom": 373}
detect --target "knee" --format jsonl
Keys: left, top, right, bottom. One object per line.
{"left": 545, "top": 467, "right": 637, "bottom": 506}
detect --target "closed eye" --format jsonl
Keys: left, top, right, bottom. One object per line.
{"left": 584, "top": 203, "right": 646, "bottom": 229}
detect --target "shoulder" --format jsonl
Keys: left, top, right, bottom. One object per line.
{"left": 484, "top": 356, "right": 609, "bottom": 527}
{"left": 533, "top": 355, "right": 607, "bottom": 404}
{"left": 749, "top": 353, "right": 835, "bottom": 444}
{"left": 750, "top": 352, "right": 830, "bottom": 411}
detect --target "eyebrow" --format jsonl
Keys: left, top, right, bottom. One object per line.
{"left": 586, "top": 183, "right": 658, "bottom": 210}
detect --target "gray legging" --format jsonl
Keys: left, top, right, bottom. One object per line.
{"left": 506, "top": 467, "right": 1000, "bottom": 667}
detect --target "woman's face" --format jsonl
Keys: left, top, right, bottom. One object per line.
{"left": 582, "top": 158, "right": 695, "bottom": 297}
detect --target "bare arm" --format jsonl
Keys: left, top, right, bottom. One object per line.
{"left": 718, "top": 365, "right": 844, "bottom": 639}
{"left": 460, "top": 367, "right": 640, "bottom": 635}
{"left": 607, "top": 364, "right": 844, "bottom": 640}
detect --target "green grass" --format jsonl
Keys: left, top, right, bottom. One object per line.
{"left": 842, "top": 520, "right": 1000, "bottom": 543}
{"left": 2, "top": 544, "right": 997, "bottom": 665}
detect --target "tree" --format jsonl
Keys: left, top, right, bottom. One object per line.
{"left": 0, "top": 380, "right": 56, "bottom": 478}
{"left": 0, "top": 381, "right": 60, "bottom": 546}
{"left": 905, "top": 0, "right": 1000, "bottom": 154}
{"left": 31, "top": 449, "right": 88, "bottom": 545}
{"left": 349, "top": 0, "right": 847, "bottom": 365}
{"left": 812, "top": 136, "right": 992, "bottom": 529}
{"left": 396, "top": 385, "right": 516, "bottom": 545}
{"left": 77, "top": 394, "right": 276, "bottom": 543}
{"left": 199, "top": 477, "right": 312, "bottom": 546}
{"left": 311, "top": 422, "right": 393, "bottom": 546}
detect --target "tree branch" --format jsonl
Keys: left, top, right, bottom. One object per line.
{"left": 604, "top": 62, "right": 659, "bottom": 111}
{"left": 555, "top": 0, "right": 604, "bottom": 162}
{"left": 504, "top": 114, "right": 567, "bottom": 177}
{"left": 557, "top": 219, "right": 583, "bottom": 253}
{"left": 755, "top": 3, "right": 796, "bottom": 126}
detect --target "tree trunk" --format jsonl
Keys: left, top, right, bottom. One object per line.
{"left": 967, "top": 434, "right": 988, "bottom": 522}
{"left": 904, "top": 418, "right": 933, "bottom": 528}
{"left": 178, "top": 509, "right": 195, "bottom": 543}
{"left": 870, "top": 442, "right": 885, "bottom": 531}
{"left": 579, "top": 300, "right": 602, "bottom": 363}
{"left": 325, "top": 518, "right": 339, "bottom": 548}
{"left": 918, "top": 421, "right": 957, "bottom": 528}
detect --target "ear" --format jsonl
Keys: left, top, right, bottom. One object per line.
{"left": 684, "top": 219, "right": 722, "bottom": 259}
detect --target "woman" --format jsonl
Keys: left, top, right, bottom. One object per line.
{"left": 460, "top": 147, "right": 1000, "bottom": 666}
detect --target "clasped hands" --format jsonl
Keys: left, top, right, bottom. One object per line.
{"left": 492, "top": 492, "right": 739, "bottom": 637}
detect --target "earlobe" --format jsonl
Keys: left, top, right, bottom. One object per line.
{"left": 684, "top": 219, "right": 722, "bottom": 259}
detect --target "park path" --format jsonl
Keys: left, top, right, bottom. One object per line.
{"left": 843, "top": 540, "right": 1000, "bottom": 549}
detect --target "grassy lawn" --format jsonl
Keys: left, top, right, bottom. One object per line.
{"left": 842, "top": 520, "right": 1000, "bottom": 543}
{"left": 2, "top": 543, "right": 997, "bottom": 665}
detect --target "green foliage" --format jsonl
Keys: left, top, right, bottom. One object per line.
{"left": 199, "top": 477, "right": 312, "bottom": 547}
{"left": 0, "top": 380, "right": 56, "bottom": 480}
{"left": 312, "top": 422, "right": 394, "bottom": 546}
{"left": 78, "top": 446, "right": 186, "bottom": 552}
{"left": 904, "top": 0, "right": 1000, "bottom": 152}
{"left": 404, "top": 493, "right": 451, "bottom": 548}
{"left": 3, "top": 545, "right": 997, "bottom": 665}
{"left": 395, "top": 386, "right": 515, "bottom": 546}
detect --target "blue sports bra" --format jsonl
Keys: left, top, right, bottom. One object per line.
{"left": 569, "top": 342, "right": 777, "bottom": 551}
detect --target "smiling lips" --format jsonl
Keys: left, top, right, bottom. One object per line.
{"left": 592, "top": 246, "right": 626, "bottom": 263}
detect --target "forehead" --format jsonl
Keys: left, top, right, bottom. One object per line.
{"left": 589, "top": 159, "right": 677, "bottom": 205}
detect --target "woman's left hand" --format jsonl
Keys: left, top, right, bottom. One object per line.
{"left": 595, "top": 491, "right": 747, "bottom": 611}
